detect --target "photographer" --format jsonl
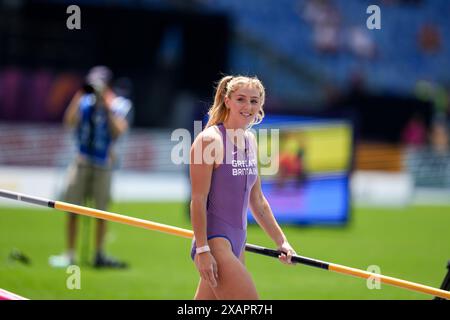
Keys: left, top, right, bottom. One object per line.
{"left": 50, "top": 66, "right": 132, "bottom": 268}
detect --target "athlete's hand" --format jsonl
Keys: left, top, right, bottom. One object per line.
{"left": 277, "top": 241, "right": 297, "bottom": 265}
{"left": 195, "top": 252, "right": 219, "bottom": 287}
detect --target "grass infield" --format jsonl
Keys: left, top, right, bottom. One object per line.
{"left": 0, "top": 203, "right": 449, "bottom": 299}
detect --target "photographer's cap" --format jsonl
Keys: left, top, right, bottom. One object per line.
{"left": 86, "top": 65, "right": 113, "bottom": 93}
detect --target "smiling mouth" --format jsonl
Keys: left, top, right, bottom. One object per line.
{"left": 240, "top": 112, "right": 253, "bottom": 118}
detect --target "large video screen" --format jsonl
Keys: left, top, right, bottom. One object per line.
{"left": 249, "top": 115, "right": 353, "bottom": 225}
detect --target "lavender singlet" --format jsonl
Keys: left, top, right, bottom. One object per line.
{"left": 191, "top": 123, "right": 258, "bottom": 260}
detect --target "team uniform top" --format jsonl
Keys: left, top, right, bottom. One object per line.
{"left": 76, "top": 94, "right": 132, "bottom": 167}
{"left": 191, "top": 123, "right": 258, "bottom": 260}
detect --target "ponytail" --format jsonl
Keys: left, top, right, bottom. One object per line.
{"left": 205, "top": 76, "right": 233, "bottom": 128}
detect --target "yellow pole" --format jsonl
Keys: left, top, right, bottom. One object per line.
{"left": 329, "top": 264, "right": 450, "bottom": 299}
{"left": 55, "top": 202, "right": 194, "bottom": 239}
{"left": 0, "top": 189, "right": 449, "bottom": 299}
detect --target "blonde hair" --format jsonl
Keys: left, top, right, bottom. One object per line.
{"left": 205, "top": 75, "right": 266, "bottom": 128}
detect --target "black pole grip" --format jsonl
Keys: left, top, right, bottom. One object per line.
{"left": 245, "top": 244, "right": 329, "bottom": 270}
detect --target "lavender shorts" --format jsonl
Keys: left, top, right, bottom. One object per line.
{"left": 190, "top": 214, "right": 246, "bottom": 260}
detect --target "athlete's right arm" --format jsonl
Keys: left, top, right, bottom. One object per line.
{"left": 63, "top": 91, "right": 83, "bottom": 128}
{"left": 190, "top": 129, "right": 220, "bottom": 287}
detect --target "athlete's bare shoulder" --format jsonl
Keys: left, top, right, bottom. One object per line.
{"left": 192, "top": 125, "right": 221, "bottom": 148}
{"left": 200, "top": 125, "right": 222, "bottom": 143}
{"left": 190, "top": 125, "right": 223, "bottom": 166}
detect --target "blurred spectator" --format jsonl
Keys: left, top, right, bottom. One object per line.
{"left": 402, "top": 112, "right": 427, "bottom": 147}
{"left": 302, "top": 0, "right": 334, "bottom": 26}
{"left": 418, "top": 23, "right": 442, "bottom": 55}
{"left": 314, "top": 22, "right": 341, "bottom": 53}
{"left": 346, "top": 26, "right": 376, "bottom": 59}
{"left": 276, "top": 133, "right": 307, "bottom": 189}
{"left": 278, "top": 149, "right": 307, "bottom": 189}
{"left": 300, "top": 0, "right": 342, "bottom": 54}
{"left": 430, "top": 121, "right": 449, "bottom": 154}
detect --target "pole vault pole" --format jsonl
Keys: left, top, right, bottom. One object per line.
{"left": 0, "top": 189, "right": 449, "bottom": 300}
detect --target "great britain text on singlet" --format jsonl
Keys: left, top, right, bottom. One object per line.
{"left": 232, "top": 159, "right": 258, "bottom": 176}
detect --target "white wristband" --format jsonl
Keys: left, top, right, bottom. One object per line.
{"left": 196, "top": 245, "right": 211, "bottom": 254}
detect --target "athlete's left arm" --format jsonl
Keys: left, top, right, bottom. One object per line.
{"left": 248, "top": 134, "right": 297, "bottom": 264}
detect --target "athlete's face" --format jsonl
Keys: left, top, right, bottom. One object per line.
{"left": 224, "top": 85, "right": 262, "bottom": 128}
